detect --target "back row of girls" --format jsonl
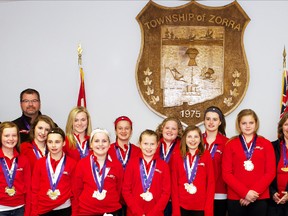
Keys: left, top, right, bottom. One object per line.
{"left": 0, "top": 106, "right": 284, "bottom": 216}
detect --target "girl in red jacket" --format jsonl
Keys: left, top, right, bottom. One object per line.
{"left": 156, "top": 117, "right": 184, "bottom": 216}
{"left": 63, "top": 106, "right": 92, "bottom": 161}
{"left": 222, "top": 109, "right": 276, "bottom": 216}
{"left": 0, "top": 122, "right": 31, "bottom": 216}
{"left": 172, "top": 125, "right": 215, "bottom": 216}
{"left": 108, "top": 116, "right": 141, "bottom": 216}
{"left": 31, "top": 127, "right": 76, "bottom": 216}
{"left": 73, "top": 128, "right": 123, "bottom": 216}
{"left": 20, "top": 115, "right": 55, "bottom": 172}
{"left": 122, "top": 129, "right": 171, "bottom": 216}
{"left": 203, "top": 106, "right": 229, "bottom": 216}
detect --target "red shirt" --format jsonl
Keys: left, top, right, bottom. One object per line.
{"left": 222, "top": 135, "right": 276, "bottom": 200}
{"left": 108, "top": 142, "right": 141, "bottom": 169}
{"left": 203, "top": 132, "right": 228, "bottom": 196}
{"left": 0, "top": 148, "right": 31, "bottom": 216}
{"left": 171, "top": 150, "right": 215, "bottom": 216}
{"left": 63, "top": 136, "right": 91, "bottom": 162}
{"left": 73, "top": 153, "right": 123, "bottom": 215}
{"left": 31, "top": 154, "right": 76, "bottom": 216}
{"left": 122, "top": 154, "right": 170, "bottom": 216}
{"left": 20, "top": 141, "right": 46, "bottom": 172}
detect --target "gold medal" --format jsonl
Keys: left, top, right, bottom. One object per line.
{"left": 281, "top": 167, "right": 288, "bottom": 172}
{"left": 92, "top": 190, "right": 107, "bottom": 200}
{"left": 5, "top": 186, "right": 16, "bottom": 196}
{"left": 47, "top": 189, "right": 60, "bottom": 200}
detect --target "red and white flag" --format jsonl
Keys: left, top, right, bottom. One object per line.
{"left": 280, "top": 68, "right": 288, "bottom": 118}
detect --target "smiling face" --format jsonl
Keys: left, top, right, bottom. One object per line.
{"left": 73, "top": 111, "right": 88, "bottom": 135}
{"left": 90, "top": 132, "right": 110, "bottom": 158}
{"left": 139, "top": 133, "right": 158, "bottom": 162}
{"left": 34, "top": 120, "right": 51, "bottom": 144}
{"left": 1, "top": 127, "right": 18, "bottom": 152}
{"left": 204, "top": 111, "right": 221, "bottom": 133}
{"left": 185, "top": 129, "right": 201, "bottom": 154}
{"left": 162, "top": 120, "right": 179, "bottom": 143}
{"left": 115, "top": 120, "right": 132, "bottom": 143}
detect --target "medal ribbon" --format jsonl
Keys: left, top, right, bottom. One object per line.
{"left": 282, "top": 141, "right": 288, "bottom": 167}
{"left": 21, "top": 115, "right": 31, "bottom": 130}
{"left": 160, "top": 140, "right": 176, "bottom": 163}
{"left": 239, "top": 134, "right": 257, "bottom": 160}
{"left": 46, "top": 154, "right": 66, "bottom": 191}
{"left": 0, "top": 158, "right": 17, "bottom": 188}
{"left": 74, "top": 135, "right": 89, "bottom": 159}
{"left": 184, "top": 155, "right": 199, "bottom": 184}
{"left": 91, "top": 155, "right": 107, "bottom": 193}
{"left": 139, "top": 158, "right": 156, "bottom": 192}
{"left": 206, "top": 144, "right": 218, "bottom": 159}
{"left": 115, "top": 143, "right": 131, "bottom": 168}
{"left": 32, "top": 141, "right": 46, "bottom": 159}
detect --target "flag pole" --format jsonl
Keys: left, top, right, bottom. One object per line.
{"left": 78, "top": 43, "right": 82, "bottom": 67}
{"left": 283, "top": 46, "right": 286, "bottom": 69}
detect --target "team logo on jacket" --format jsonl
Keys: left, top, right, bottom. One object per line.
{"left": 135, "top": 1, "right": 250, "bottom": 126}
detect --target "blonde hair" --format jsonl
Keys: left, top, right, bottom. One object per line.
{"left": 0, "top": 122, "right": 20, "bottom": 152}
{"left": 65, "top": 106, "right": 92, "bottom": 148}
{"left": 236, "top": 109, "right": 259, "bottom": 134}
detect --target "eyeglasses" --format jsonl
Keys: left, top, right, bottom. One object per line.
{"left": 21, "top": 99, "right": 40, "bottom": 104}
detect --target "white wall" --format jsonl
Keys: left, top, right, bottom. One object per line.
{"left": 0, "top": 0, "right": 286, "bottom": 144}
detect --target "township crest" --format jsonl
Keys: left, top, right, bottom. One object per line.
{"left": 136, "top": 1, "right": 250, "bottom": 126}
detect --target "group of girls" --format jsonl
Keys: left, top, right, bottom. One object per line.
{"left": 0, "top": 105, "right": 286, "bottom": 216}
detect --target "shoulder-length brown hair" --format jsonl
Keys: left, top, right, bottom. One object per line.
{"left": 180, "top": 125, "right": 204, "bottom": 158}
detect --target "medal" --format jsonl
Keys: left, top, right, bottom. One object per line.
{"left": 239, "top": 135, "right": 257, "bottom": 172}
{"left": 91, "top": 155, "right": 108, "bottom": 200}
{"left": 281, "top": 167, "right": 288, "bottom": 172}
{"left": 46, "top": 154, "right": 66, "bottom": 200}
{"left": 0, "top": 158, "right": 18, "bottom": 197}
{"left": 244, "top": 160, "right": 254, "bottom": 171}
{"left": 139, "top": 158, "right": 156, "bottom": 202}
{"left": 184, "top": 183, "right": 197, "bottom": 194}
{"left": 5, "top": 186, "right": 16, "bottom": 196}
{"left": 92, "top": 189, "right": 107, "bottom": 200}
{"left": 47, "top": 189, "right": 60, "bottom": 200}
{"left": 140, "top": 190, "right": 153, "bottom": 201}
{"left": 184, "top": 154, "right": 199, "bottom": 194}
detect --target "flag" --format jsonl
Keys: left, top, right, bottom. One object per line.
{"left": 77, "top": 67, "right": 87, "bottom": 107}
{"left": 280, "top": 68, "right": 288, "bottom": 118}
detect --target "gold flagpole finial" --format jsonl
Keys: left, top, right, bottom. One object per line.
{"left": 283, "top": 46, "right": 286, "bottom": 69}
{"left": 78, "top": 43, "right": 83, "bottom": 66}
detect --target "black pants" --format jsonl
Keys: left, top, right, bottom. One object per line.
{"left": 0, "top": 206, "right": 24, "bottom": 216}
{"left": 39, "top": 206, "right": 71, "bottom": 216}
{"left": 214, "top": 199, "right": 227, "bottom": 216}
{"left": 227, "top": 199, "right": 268, "bottom": 216}
{"left": 180, "top": 207, "right": 204, "bottom": 216}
